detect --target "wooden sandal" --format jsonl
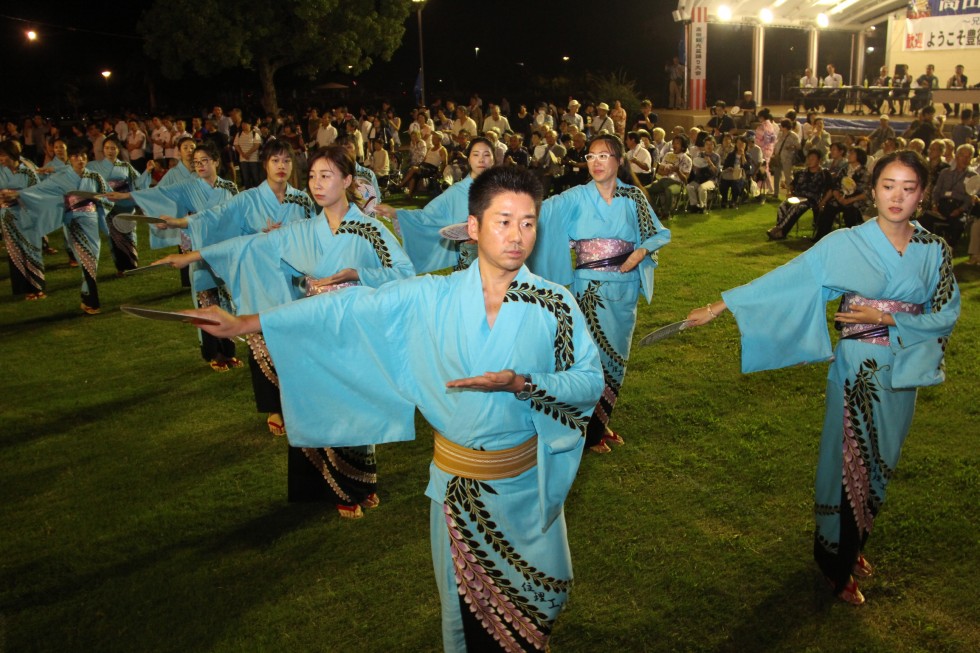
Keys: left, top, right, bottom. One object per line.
{"left": 266, "top": 413, "right": 286, "bottom": 437}
{"left": 603, "top": 429, "right": 625, "bottom": 446}
{"left": 852, "top": 554, "right": 874, "bottom": 578}
{"left": 337, "top": 504, "right": 364, "bottom": 519}
{"left": 589, "top": 441, "right": 612, "bottom": 454}
{"left": 359, "top": 493, "right": 380, "bottom": 510}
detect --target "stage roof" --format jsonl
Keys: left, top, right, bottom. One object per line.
{"left": 674, "top": 0, "right": 909, "bottom": 31}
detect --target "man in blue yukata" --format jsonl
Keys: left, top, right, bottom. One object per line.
{"left": 188, "top": 166, "right": 604, "bottom": 652}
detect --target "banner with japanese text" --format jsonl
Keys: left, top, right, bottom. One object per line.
{"left": 903, "top": 1, "right": 980, "bottom": 50}
{"left": 687, "top": 6, "right": 707, "bottom": 109}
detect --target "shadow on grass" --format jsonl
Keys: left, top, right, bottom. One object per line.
{"left": 0, "top": 502, "right": 328, "bottom": 653}
{"left": 707, "top": 566, "right": 835, "bottom": 653}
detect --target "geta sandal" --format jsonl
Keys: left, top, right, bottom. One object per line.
{"left": 852, "top": 554, "right": 874, "bottom": 578}
{"left": 266, "top": 413, "right": 286, "bottom": 437}
{"left": 80, "top": 302, "right": 101, "bottom": 315}
{"left": 359, "top": 493, "right": 380, "bottom": 510}
{"left": 589, "top": 441, "right": 612, "bottom": 454}
{"left": 209, "top": 359, "right": 231, "bottom": 373}
{"left": 603, "top": 430, "right": 625, "bottom": 446}
{"left": 337, "top": 504, "right": 364, "bottom": 519}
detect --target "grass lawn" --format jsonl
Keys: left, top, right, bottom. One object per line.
{"left": 2, "top": 198, "right": 978, "bottom": 653}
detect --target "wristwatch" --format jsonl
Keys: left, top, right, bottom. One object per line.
{"left": 515, "top": 374, "right": 534, "bottom": 401}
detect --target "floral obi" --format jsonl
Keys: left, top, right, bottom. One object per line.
{"left": 64, "top": 194, "right": 96, "bottom": 213}
{"left": 574, "top": 238, "right": 634, "bottom": 272}
{"left": 108, "top": 179, "right": 131, "bottom": 193}
{"left": 302, "top": 276, "right": 358, "bottom": 297}
{"left": 838, "top": 293, "right": 923, "bottom": 346}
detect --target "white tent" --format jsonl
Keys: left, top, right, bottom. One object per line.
{"left": 674, "top": 0, "right": 910, "bottom": 107}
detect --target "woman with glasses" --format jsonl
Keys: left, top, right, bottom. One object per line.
{"left": 104, "top": 141, "right": 241, "bottom": 370}
{"left": 529, "top": 134, "right": 671, "bottom": 453}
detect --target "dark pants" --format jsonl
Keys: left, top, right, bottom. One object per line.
{"left": 815, "top": 202, "right": 862, "bottom": 241}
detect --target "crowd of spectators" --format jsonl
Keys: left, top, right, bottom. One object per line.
{"left": 2, "top": 86, "right": 978, "bottom": 255}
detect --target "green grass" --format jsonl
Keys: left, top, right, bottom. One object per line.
{"left": 2, "top": 201, "right": 978, "bottom": 653}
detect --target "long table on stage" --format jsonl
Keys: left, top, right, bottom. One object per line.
{"left": 931, "top": 88, "right": 980, "bottom": 104}
{"left": 791, "top": 86, "right": 980, "bottom": 116}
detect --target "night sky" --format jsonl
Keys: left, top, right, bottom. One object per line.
{"left": 2, "top": 2, "right": 885, "bottom": 117}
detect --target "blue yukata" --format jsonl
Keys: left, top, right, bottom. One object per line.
{"left": 259, "top": 261, "right": 603, "bottom": 652}
{"left": 722, "top": 220, "right": 959, "bottom": 592}
{"left": 86, "top": 158, "right": 153, "bottom": 270}
{"left": 528, "top": 179, "right": 671, "bottom": 446}
{"left": 201, "top": 202, "right": 415, "bottom": 505}
{"left": 132, "top": 175, "right": 241, "bottom": 361}
{"left": 148, "top": 163, "right": 197, "bottom": 249}
{"left": 1, "top": 162, "right": 43, "bottom": 294}
{"left": 131, "top": 176, "right": 239, "bottom": 295}
{"left": 15, "top": 167, "right": 113, "bottom": 308}
{"left": 395, "top": 176, "right": 477, "bottom": 273}
{"left": 187, "top": 181, "right": 315, "bottom": 407}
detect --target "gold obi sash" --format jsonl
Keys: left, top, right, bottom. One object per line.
{"left": 433, "top": 431, "right": 537, "bottom": 480}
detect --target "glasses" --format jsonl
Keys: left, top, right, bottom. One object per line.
{"left": 584, "top": 152, "right": 616, "bottom": 162}
{"left": 192, "top": 158, "right": 212, "bottom": 167}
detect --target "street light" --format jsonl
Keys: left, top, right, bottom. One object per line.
{"left": 26, "top": 30, "right": 37, "bottom": 42}
{"left": 412, "top": 0, "right": 426, "bottom": 107}
{"left": 101, "top": 70, "right": 112, "bottom": 80}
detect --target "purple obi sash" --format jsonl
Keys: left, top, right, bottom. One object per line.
{"left": 574, "top": 238, "right": 634, "bottom": 271}
{"left": 64, "top": 194, "right": 97, "bottom": 213}
{"left": 838, "top": 293, "right": 923, "bottom": 346}
{"left": 109, "top": 179, "right": 131, "bottom": 192}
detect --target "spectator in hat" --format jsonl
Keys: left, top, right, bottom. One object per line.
{"left": 562, "top": 100, "right": 584, "bottom": 132}
{"left": 592, "top": 102, "right": 615, "bottom": 136}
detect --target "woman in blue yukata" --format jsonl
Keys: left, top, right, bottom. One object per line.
{"left": 686, "top": 151, "right": 960, "bottom": 605}
{"left": 528, "top": 133, "right": 671, "bottom": 453}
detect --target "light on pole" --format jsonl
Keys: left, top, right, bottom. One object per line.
{"left": 413, "top": 0, "right": 427, "bottom": 107}
{"left": 26, "top": 30, "right": 38, "bottom": 42}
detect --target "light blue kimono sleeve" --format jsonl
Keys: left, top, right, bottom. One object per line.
{"left": 131, "top": 184, "right": 184, "bottom": 249}
{"left": 525, "top": 290, "right": 604, "bottom": 531}
{"left": 200, "top": 229, "right": 300, "bottom": 314}
{"left": 355, "top": 218, "right": 417, "bottom": 288}
{"left": 395, "top": 179, "right": 470, "bottom": 273}
{"left": 260, "top": 282, "right": 422, "bottom": 447}
{"left": 15, "top": 170, "right": 77, "bottom": 245}
{"left": 890, "top": 242, "right": 960, "bottom": 388}
{"left": 633, "top": 188, "right": 671, "bottom": 304}
{"left": 722, "top": 240, "right": 840, "bottom": 374}
{"left": 186, "top": 199, "right": 241, "bottom": 250}
{"left": 525, "top": 191, "right": 576, "bottom": 286}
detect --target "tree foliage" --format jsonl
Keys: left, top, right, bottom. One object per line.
{"left": 138, "top": 0, "right": 413, "bottom": 114}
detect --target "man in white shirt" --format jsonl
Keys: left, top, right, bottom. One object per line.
{"left": 212, "top": 106, "right": 232, "bottom": 138}
{"left": 451, "top": 106, "right": 478, "bottom": 137}
{"left": 150, "top": 116, "right": 169, "bottom": 161}
{"left": 485, "top": 129, "right": 508, "bottom": 166}
{"left": 482, "top": 104, "right": 511, "bottom": 137}
{"left": 796, "top": 68, "right": 820, "bottom": 112}
{"left": 316, "top": 115, "right": 337, "bottom": 147}
{"left": 625, "top": 131, "right": 652, "bottom": 185}
{"left": 592, "top": 103, "right": 614, "bottom": 136}
{"left": 163, "top": 117, "right": 178, "bottom": 159}
{"left": 824, "top": 64, "right": 845, "bottom": 114}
